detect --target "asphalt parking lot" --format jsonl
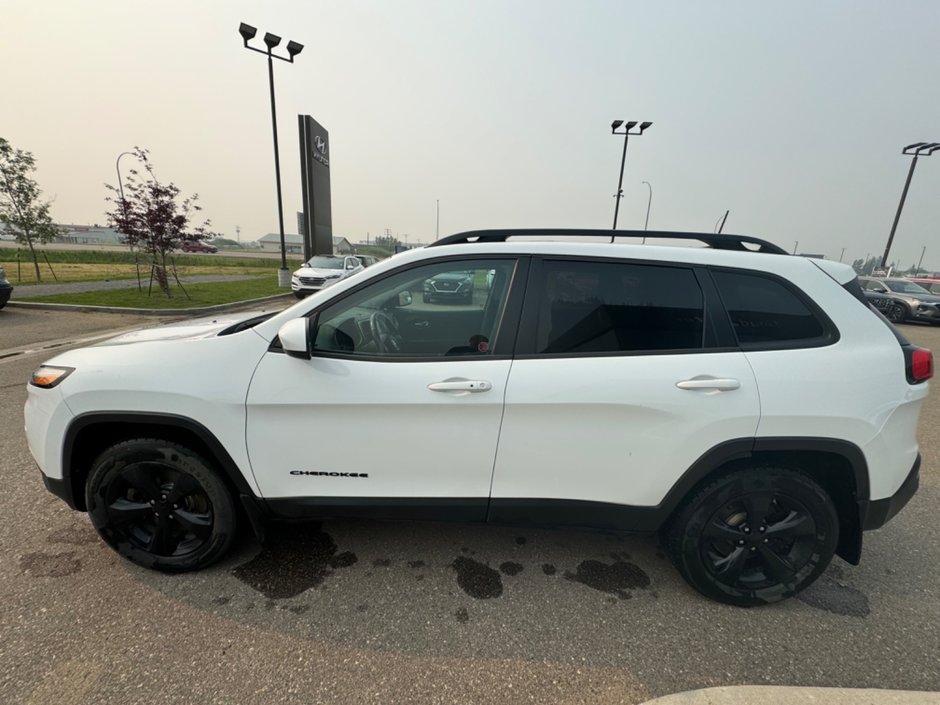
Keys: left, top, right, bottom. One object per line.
{"left": 1, "top": 308, "right": 939, "bottom": 705}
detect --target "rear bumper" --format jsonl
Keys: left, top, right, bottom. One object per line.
{"left": 861, "top": 454, "right": 920, "bottom": 531}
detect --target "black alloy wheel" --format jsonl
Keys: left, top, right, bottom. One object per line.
{"left": 86, "top": 439, "right": 236, "bottom": 572}
{"left": 667, "top": 468, "right": 838, "bottom": 606}
{"left": 887, "top": 303, "right": 907, "bottom": 324}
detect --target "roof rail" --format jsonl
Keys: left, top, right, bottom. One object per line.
{"left": 427, "top": 229, "right": 788, "bottom": 254}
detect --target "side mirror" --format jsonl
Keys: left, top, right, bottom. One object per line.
{"left": 346, "top": 260, "right": 357, "bottom": 270}
{"left": 278, "top": 318, "right": 311, "bottom": 359}
{"left": 397, "top": 290, "right": 413, "bottom": 307}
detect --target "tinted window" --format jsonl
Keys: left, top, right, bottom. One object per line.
{"left": 536, "top": 261, "right": 704, "bottom": 353}
{"left": 712, "top": 270, "right": 824, "bottom": 345}
{"left": 885, "top": 280, "right": 930, "bottom": 295}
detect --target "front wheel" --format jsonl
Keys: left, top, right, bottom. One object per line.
{"left": 85, "top": 438, "right": 236, "bottom": 572}
{"left": 666, "top": 468, "right": 838, "bottom": 606}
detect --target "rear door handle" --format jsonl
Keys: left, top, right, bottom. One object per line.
{"left": 676, "top": 377, "right": 741, "bottom": 392}
{"left": 428, "top": 379, "right": 492, "bottom": 393}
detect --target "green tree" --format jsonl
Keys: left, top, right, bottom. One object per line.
{"left": 0, "top": 137, "right": 62, "bottom": 281}
{"left": 105, "top": 148, "right": 217, "bottom": 297}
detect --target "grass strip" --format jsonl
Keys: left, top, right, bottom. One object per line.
{"left": 18, "top": 276, "right": 288, "bottom": 309}
{"left": 0, "top": 246, "right": 302, "bottom": 269}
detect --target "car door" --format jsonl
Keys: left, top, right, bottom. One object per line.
{"left": 245, "top": 256, "right": 525, "bottom": 519}
{"left": 488, "top": 257, "right": 761, "bottom": 528}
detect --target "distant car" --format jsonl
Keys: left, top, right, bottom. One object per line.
{"left": 862, "top": 289, "right": 894, "bottom": 316}
{"left": 0, "top": 266, "right": 12, "bottom": 309}
{"left": 291, "top": 255, "right": 364, "bottom": 298}
{"left": 909, "top": 278, "right": 940, "bottom": 295}
{"left": 859, "top": 277, "right": 940, "bottom": 324}
{"left": 355, "top": 255, "right": 379, "bottom": 268}
{"left": 180, "top": 241, "right": 218, "bottom": 254}
{"left": 423, "top": 270, "right": 474, "bottom": 304}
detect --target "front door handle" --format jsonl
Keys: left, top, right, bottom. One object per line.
{"left": 413, "top": 320, "right": 430, "bottom": 328}
{"left": 676, "top": 377, "right": 741, "bottom": 392}
{"left": 428, "top": 379, "right": 492, "bottom": 393}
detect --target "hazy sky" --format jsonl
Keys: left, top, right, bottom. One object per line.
{"left": 3, "top": 1, "right": 939, "bottom": 267}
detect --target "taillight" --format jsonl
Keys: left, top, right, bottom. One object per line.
{"left": 906, "top": 347, "right": 933, "bottom": 384}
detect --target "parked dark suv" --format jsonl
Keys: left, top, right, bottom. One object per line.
{"left": 423, "top": 270, "right": 474, "bottom": 304}
{"left": 859, "top": 277, "right": 940, "bottom": 324}
{"left": 0, "top": 266, "right": 12, "bottom": 309}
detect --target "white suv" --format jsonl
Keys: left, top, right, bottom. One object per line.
{"left": 24, "top": 230, "right": 932, "bottom": 606}
{"left": 291, "top": 254, "right": 363, "bottom": 298}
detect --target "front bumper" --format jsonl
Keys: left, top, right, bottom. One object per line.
{"left": 861, "top": 454, "right": 920, "bottom": 531}
{"left": 42, "top": 472, "right": 78, "bottom": 509}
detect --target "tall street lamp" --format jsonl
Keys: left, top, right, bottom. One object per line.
{"left": 239, "top": 22, "right": 304, "bottom": 287}
{"left": 641, "top": 180, "right": 652, "bottom": 244}
{"left": 610, "top": 120, "right": 652, "bottom": 233}
{"left": 881, "top": 141, "right": 940, "bottom": 269}
{"left": 115, "top": 150, "right": 142, "bottom": 290}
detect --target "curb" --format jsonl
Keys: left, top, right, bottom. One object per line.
{"left": 638, "top": 686, "right": 940, "bottom": 705}
{"left": 6, "top": 292, "right": 295, "bottom": 316}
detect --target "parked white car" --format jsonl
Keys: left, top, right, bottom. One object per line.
{"left": 25, "top": 229, "right": 931, "bottom": 606}
{"left": 290, "top": 254, "right": 363, "bottom": 298}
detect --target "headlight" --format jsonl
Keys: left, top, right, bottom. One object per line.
{"left": 30, "top": 365, "right": 74, "bottom": 389}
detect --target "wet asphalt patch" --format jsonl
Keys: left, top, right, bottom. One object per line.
{"left": 797, "top": 571, "right": 871, "bottom": 617}
{"left": 231, "top": 523, "right": 358, "bottom": 599}
{"left": 564, "top": 559, "right": 651, "bottom": 600}
{"left": 451, "top": 556, "right": 504, "bottom": 599}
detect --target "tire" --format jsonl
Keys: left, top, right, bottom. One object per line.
{"left": 666, "top": 467, "right": 838, "bottom": 606}
{"left": 887, "top": 303, "right": 907, "bottom": 324}
{"left": 293, "top": 291, "right": 306, "bottom": 299}
{"left": 85, "top": 438, "right": 237, "bottom": 573}
{"left": 422, "top": 293, "right": 432, "bottom": 304}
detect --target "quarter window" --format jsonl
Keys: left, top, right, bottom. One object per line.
{"left": 712, "top": 270, "right": 825, "bottom": 345}
{"left": 535, "top": 260, "right": 705, "bottom": 353}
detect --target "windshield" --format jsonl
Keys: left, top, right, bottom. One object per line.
{"left": 885, "top": 280, "right": 931, "bottom": 295}
{"left": 303, "top": 256, "right": 344, "bottom": 270}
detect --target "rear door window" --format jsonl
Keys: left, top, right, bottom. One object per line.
{"left": 535, "top": 260, "right": 705, "bottom": 354}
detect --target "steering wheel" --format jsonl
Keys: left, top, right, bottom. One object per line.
{"left": 369, "top": 311, "right": 404, "bottom": 354}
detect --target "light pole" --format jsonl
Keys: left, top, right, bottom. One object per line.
{"left": 640, "top": 181, "right": 652, "bottom": 244}
{"left": 917, "top": 245, "right": 926, "bottom": 274}
{"left": 793, "top": 240, "right": 799, "bottom": 255}
{"left": 839, "top": 247, "right": 846, "bottom": 263}
{"left": 115, "top": 151, "right": 135, "bottom": 204}
{"left": 239, "top": 22, "right": 304, "bottom": 287}
{"left": 115, "top": 151, "right": 141, "bottom": 290}
{"left": 610, "top": 120, "right": 652, "bottom": 235}
{"left": 881, "top": 142, "right": 940, "bottom": 269}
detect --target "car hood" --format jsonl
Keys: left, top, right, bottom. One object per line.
{"left": 892, "top": 292, "right": 940, "bottom": 305}
{"left": 427, "top": 272, "right": 471, "bottom": 282}
{"left": 294, "top": 267, "right": 347, "bottom": 277}
{"left": 93, "top": 310, "right": 273, "bottom": 346}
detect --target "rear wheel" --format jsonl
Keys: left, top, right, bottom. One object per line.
{"left": 666, "top": 467, "right": 838, "bottom": 606}
{"left": 887, "top": 303, "right": 907, "bottom": 323}
{"left": 85, "top": 438, "right": 236, "bottom": 572}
